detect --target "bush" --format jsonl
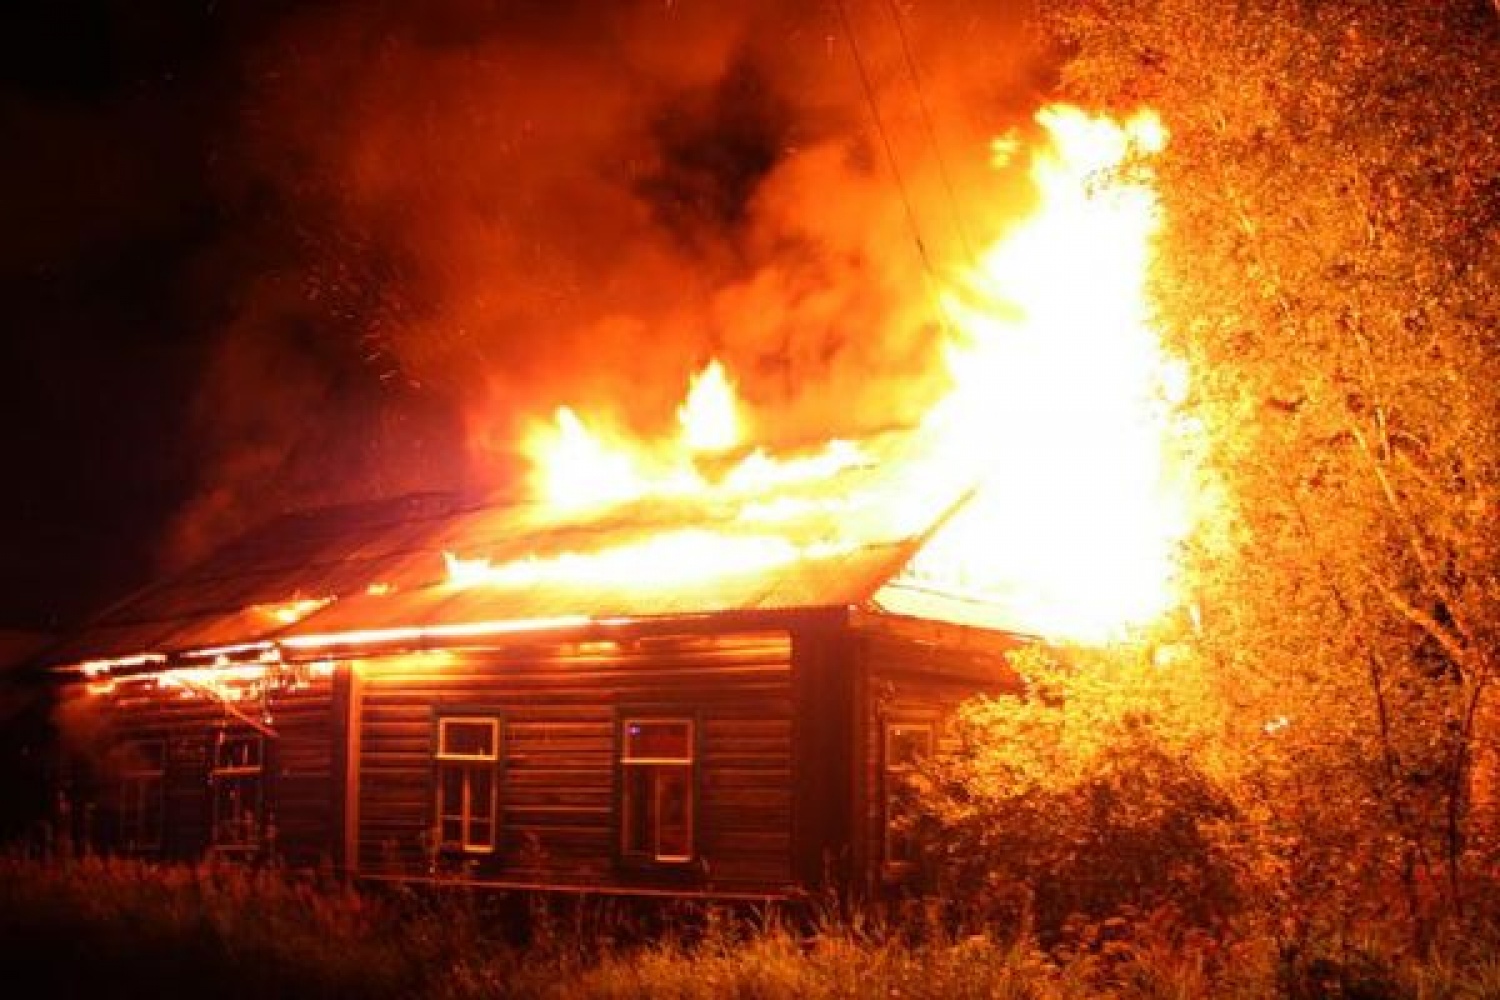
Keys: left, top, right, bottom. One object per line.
{"left": 907, "top": 648, "right": 1244, "bottom": 941}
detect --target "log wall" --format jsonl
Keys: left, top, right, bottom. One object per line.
{"left": 352, "top": 628, "right": 798, "bottom": 894}
{"left": 62, "top": 672, "right": 338, "bottom": 866}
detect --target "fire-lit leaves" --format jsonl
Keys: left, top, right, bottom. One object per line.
{"left": 1048, "top": 0, "right": 1500, "bottom": 934}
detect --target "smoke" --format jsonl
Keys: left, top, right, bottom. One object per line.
{"left": 166, "top": 0, "right": 1047, "bottom": 562}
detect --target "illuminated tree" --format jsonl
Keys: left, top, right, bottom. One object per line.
{"left": 1044, "top": 0, "right": 1500, "bottom": 946}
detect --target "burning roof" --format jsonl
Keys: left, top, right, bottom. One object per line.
{"left": 48, "top": 425, "right": 996, "bottom": 672}
{"left": 52, "top": 102, "right": 1203, "bottom": 677}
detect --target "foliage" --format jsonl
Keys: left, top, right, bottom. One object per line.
{"left": 1042, "top": 0, "right": 1500, "bottom": 947}
{"left": 10, "top": 856, "right": 1500, "bottom": 998}
{"left": 907, "top": 646, "right": 1243, "bottom": 940}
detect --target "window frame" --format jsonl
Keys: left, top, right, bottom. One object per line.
{"left": 432, "top": 713, "right": 503, "bottom": 856}
{"left": 209, "top": 730, "right": 266, "bottom": 854}
{"left": 881, "top": 719, "right": 935, "bottom": 872}
{"left": 115, "top": 738, "right": 165, "bottom": 853}
{"left": 617, "top": 715, "right": 697, "bottom": 866}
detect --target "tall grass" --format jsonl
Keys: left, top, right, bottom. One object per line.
{"left": 1, "top": 856, "right": 1496, "bottom": 998}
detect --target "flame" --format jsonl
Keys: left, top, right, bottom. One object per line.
{"left": 678, "top": 360, "right": 741, "bottom": 454}
{"left": 444, "top": 530, "right": 852, "bottom": 592}
{"left": 524, "top": 406, "right": 656, "bottom": 512}
{"left": 124, "top": 102, "right": 1192, "bottom": 670}
{"left": 443, "top": 550, "right": 498, "bottom": 588}
{"left": 892, "top": 106, "right": 1190, "bottom": 641}
{"left": 522, "top": 362, "right": 873, "bottom": 515}
{"left": 506, "top": 105, "right": 1193, "bottom": 643}
{"left": 253, "top": 596, "right": 334, "bottom": 626}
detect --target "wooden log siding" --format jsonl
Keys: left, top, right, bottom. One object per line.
{"left": 353, "top": 630, "right": 797, "bottom": 893}
{"left": 67, "top": 674, "right": 338, "bottom": 865}
{"left": 854, "top": 629, "right": 1023, "bottom": 891}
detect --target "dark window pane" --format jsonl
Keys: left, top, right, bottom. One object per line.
{"left": 217, "top": 736, "right": 261, "bottom": 770}
{"left": 624, "top": 721, "right": 691, "bottom": 760}
{"left": 886, "top": 725, "right": 932, "bottom": 769}
{"left": 441, "top": 720, "right": 495, "bottom": 758}
{"left": 440, "top": 768, "right": 464, "bottom": 814}
{"left": 468, "top": 820, "right": 493, "bottom": 849}
{"left": 471, "top": 769, "right": 493, "bottom": 813}
{"left": 656, "top": 768, "right": 692, "bottom": 859}
{"left": 213, "top": 775, "right": 260, "bottom": 846}
{"left": 142, "top": 788, "right": 162, "bottom": 843}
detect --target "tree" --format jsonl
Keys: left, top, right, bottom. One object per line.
{"left": 909, "top": 646, "right": 1243, "bottom": 941}
{"left": 1043, "top": 0, "right": 1500, "bottom": 947}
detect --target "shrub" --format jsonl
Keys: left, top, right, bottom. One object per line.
{"left": 907, "top": 647, "right": 1244, "bottom": 941}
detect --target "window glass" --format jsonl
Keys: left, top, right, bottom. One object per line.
{"left": 884, "top": 722, "right": 933, "bottom": 866}
{"left": 439, "top": 718, "right": 497, "bottom": 759}
{"left": 623, "top": 720, "right": 691, "bottom": 761}
{"left": 434, "top": 716, "right": 500, "bottom": 853}
{"left": 886, "top": 724, "right": 933, "bottom": 769}
{"left": 620, "top": 718, "right": 694, "bottom": 863}
{"left": 116, "top": 740, "right": 165, "bottom": 851}
{"left": 210, "top": 732, "right": 264, "bottom": 851}
{"left": 215, "top": 734, "right": 262, "bottom": 770}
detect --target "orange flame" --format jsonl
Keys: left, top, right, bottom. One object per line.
{"left": 507, "top": 105, "right": 1195, "bottom": 643}
{"left": 253, "top": 596, "right": 334, "bottom": 626}
{"left": 891, "top": 106, "right": 1191, "bottom": 641}
{"left": 678, "top": 360, "right": 741, "bottom": 454}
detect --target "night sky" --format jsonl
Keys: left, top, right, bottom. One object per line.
{"left": 0, "top": 0, "right": 1044, "bottom": 633}
{"left": 2, "top": 1, "right": 276, "bottom": 629}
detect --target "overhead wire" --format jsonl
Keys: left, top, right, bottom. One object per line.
{"left": 830, "top": 0, "right": 952, "bottom": 332}
{"left": 878, "top": 0, "right": 980, "bottom": 267}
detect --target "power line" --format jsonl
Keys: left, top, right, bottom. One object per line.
{"left": 879, "top": 0, "right": 979, "bottom": 267}
{"left": 831, "top": 0, "right": 949, "bottom": 321}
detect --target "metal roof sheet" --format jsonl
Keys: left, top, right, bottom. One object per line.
{"left": 51, "top": 430, "right": 971, "bottom": 666}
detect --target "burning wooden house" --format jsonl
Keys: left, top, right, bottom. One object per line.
{"left": 50, "top": 428, "right": 1033, "bottom": 899}
{"left": 45, "top": 106, "right": 1191, "bottom": 900}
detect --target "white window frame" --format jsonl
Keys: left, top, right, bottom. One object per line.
{"left": 434, "top": 716, "right": 501, "bottom": 854}
{"left": 117, "top": 739, "right": 165, "bottom": 852}
{"left": 210, "top": 731, "right": 264, "bottom": 852}
{"left": 882, "top": 721, "right": 934, "bottom": 868}
{"left": 619, "top": 717, "right": 695, "bottom": 864}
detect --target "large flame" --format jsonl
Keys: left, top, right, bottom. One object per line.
{"left": 73, "top": 103, "right": 1195, "bottom": 703}
{"left": 500, "top": 105, "right": 1191, "bottom": 643}
{"left": 894, "top": 106, "right": 1189, "bottom": 641}
{"left": 678, "top": 360, "right": 741, "bottom": 455}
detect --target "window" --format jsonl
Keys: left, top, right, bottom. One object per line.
{"left": 434, "top": 716, "right": 500, "bottom": 853}
{"left": 883, "top": 722, "right": 933, "bottom": 867}
{"left": 210, "top": 732, "right": 264, "bottom": 852}
{"left": 619, "top": 718, "right": 694, "bottom": 863}
{"left": 116, "top": 740, "right": 164, "bottom": 852}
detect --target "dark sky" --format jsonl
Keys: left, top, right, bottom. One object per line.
{"left": 0, "top": 0, "right": 1045, "bottom": 633}
{"left": 0, "top": 1, "right": 287, "bottom": 629}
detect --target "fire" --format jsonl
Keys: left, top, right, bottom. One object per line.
{"left": 504, "top": 104, "right": 1194, "bottom": 643}
{"left": 521, "top": 362, "right": 873, "bottom": 515}
{"left": 523, "top": 406, "right": 657, "bottom": 512}
{"left": 678, "top": 360, "right": 741, "bottom": 454}
{"left": 254, "top": 596, "right": 334, "bottom": 626}
{"left": 445, "top": 530, "right": 853, "bottom": 592}
{"left": 892, "top": 106, "right": 1191, "bottom": 641}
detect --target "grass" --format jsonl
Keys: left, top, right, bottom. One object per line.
{"left": 1, "top": 856, "right": 1496, "bottom": 998}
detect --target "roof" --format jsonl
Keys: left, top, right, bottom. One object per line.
{"left": 48, "top": 429, "right": 995, "bottom": 668}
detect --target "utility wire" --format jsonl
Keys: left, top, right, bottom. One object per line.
{"left": 831, "top": 0, "right": 950, "bottom": 330}
{"left": 879, "top": 0, "right": 979, "bottom": 267}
